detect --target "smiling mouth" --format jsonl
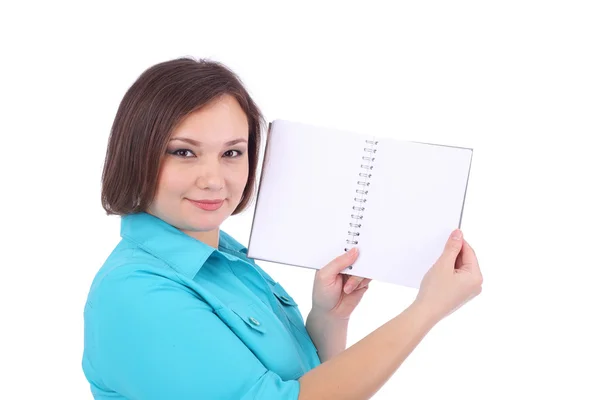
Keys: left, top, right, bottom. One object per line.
{"left": 188, "top": 199, "right": 225, "bottom": 211}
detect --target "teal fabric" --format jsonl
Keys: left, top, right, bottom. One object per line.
{"left": 82, "top": 212, "right": 321, "bottom": 399}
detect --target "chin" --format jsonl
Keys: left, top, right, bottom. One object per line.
{"left": 184, "top": 209, "right": 231, "bottom": 230}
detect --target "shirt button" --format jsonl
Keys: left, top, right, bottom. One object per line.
{"left": 249, "top": 317, "right": 261, "bottom": 326}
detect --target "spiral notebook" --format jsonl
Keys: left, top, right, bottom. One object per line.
{"left": 247, "top": 119, "right": 473, "bottom": 289}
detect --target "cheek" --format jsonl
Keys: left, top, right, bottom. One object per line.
{"left": 233, "top": 163, "right": 249, "bottom": 192}
{"left": 156, "top": 166, "right": 190, "bottom": 196}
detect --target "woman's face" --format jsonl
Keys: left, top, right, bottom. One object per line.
{"left": 147, "top": 94, "right": 250, "bottom": 237}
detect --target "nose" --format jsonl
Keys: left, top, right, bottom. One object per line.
{"left": 195, "top": 158, "right": 225, "bottom": 191}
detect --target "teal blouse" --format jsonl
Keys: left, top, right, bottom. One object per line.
{"left": 82, "top": 212, "right": 321, "bottom": 399}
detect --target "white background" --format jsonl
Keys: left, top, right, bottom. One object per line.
{"left": 1, "top": 1, "right": 599, "bottom": 399}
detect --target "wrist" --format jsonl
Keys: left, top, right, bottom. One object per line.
{"left": 306, "top": 307, "right": 349, "bottom": 362}
{"left": 407, "top": 300, "right": 442, "bottom": 329}
{"left": 308, "top": 307, "right": 351, "bottom": 325}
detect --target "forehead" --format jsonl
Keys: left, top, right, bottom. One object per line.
{"left": 172, "top": 95, "right": 249, "bottom": 143}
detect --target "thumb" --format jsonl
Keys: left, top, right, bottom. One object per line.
{"left": 319, "top": 247, "right": 359, "bottom": 280}
{"left": 438, "top": 229, "right": 463, "bottom": 266}
{"left": 456, "top": 239, "right": 480, "bottom": 274}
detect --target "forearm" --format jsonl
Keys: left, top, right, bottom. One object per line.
{"left": 298, "top": 302, "right": 437, "bottom": 400}
{"left": 306, "top": 309, "right": 349, "bottom": 362}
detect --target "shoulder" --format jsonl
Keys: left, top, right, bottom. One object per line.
{"left": 83, "top": 246, "right": 215, "bottom": 366}
{"left": 85, "top": 239, "right": 204, "bottom": 316}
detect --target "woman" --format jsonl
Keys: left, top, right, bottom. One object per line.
{"left": 82, "top": 57, "right": 483, "bottom": 399}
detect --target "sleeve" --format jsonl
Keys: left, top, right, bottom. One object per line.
{"left": 90, "top": 268, "right": 300, "bottom": 400}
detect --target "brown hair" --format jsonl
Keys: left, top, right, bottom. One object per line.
{"left": 101, "top": 57, "right": 264, "bottom": 216}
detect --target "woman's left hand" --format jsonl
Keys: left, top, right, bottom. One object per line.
{"left": 311, "top": 247, "right": 371, "bottom": 320}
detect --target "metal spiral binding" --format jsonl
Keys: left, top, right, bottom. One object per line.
{"left": 344, "top": 138, "right": 378, "bottom": 269}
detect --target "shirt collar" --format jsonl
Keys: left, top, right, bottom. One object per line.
{"left": 120, "top": 212, "right": 248, "bottom": 279}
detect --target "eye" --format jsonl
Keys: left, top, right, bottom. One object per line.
{"left": 170, "top": 149, "right": 195, "bottom": 158}
{"left": 223, "top": 149, "right": 243, "bottom": 158}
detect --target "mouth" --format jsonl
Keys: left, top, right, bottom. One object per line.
{"left": 188, "top": 198, "right": 225, "bottom": 211}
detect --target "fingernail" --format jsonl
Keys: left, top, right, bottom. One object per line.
{"left": 349, "top": 248, "right": 358, "bottom": 256}
{"left": 451, "top": 229, "right": 462, "bottom": 240}
{"left": 344, "top": 283, "right": 355, "bottom": 294}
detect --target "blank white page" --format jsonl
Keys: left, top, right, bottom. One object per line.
{"left": 349, "top": 139, "right": 472, "bottom": 288}
{"left": 247, "top": 120, "right": 371, "bottom": 271}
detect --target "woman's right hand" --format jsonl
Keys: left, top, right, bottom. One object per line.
{"left": 414, "top": 229, "right": 483, "bottom": 322}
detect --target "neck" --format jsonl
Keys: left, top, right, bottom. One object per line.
{"left": 184, "top": 228, "right": 220, "bottom": 249}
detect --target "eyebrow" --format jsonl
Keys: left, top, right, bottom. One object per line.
{"left": 169, "top": 137, "right": 248, "bottom": 147}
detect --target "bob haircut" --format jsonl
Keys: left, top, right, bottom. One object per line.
{"left": 100, "top": 57, "right": 264, "bottom": 216}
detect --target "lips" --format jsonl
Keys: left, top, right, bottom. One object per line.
{"left": 192, "top": 199, "right": 223, "bottom": 204}
{"left": 188, "top": 198, "right": 225, "bottom": 211}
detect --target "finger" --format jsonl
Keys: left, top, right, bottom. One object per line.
{"left": 319, "top": 247, "right": 359, "bottom": 280}
{"left": 457, "top": 241, "right": 484, "bottom": 288}
{"left": 347, "top": 284, "right": 370, "bottom": 298}
{"left": 460, "top": 239, "right": 477, "bottom": 266}
{"left": 343, "top": 276, "right": 365, "bottom": 294}
{"left": 357, "top": 278, "right": 372, "bottom": 290}
{"left": 341, "top": 274, "right": 350, "bottom": 287}
{"left": 457, "top": 239, "right": 481, "bottom": 274}
{"left": 438, "top": 229, "right": 464, "bottom": 266}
